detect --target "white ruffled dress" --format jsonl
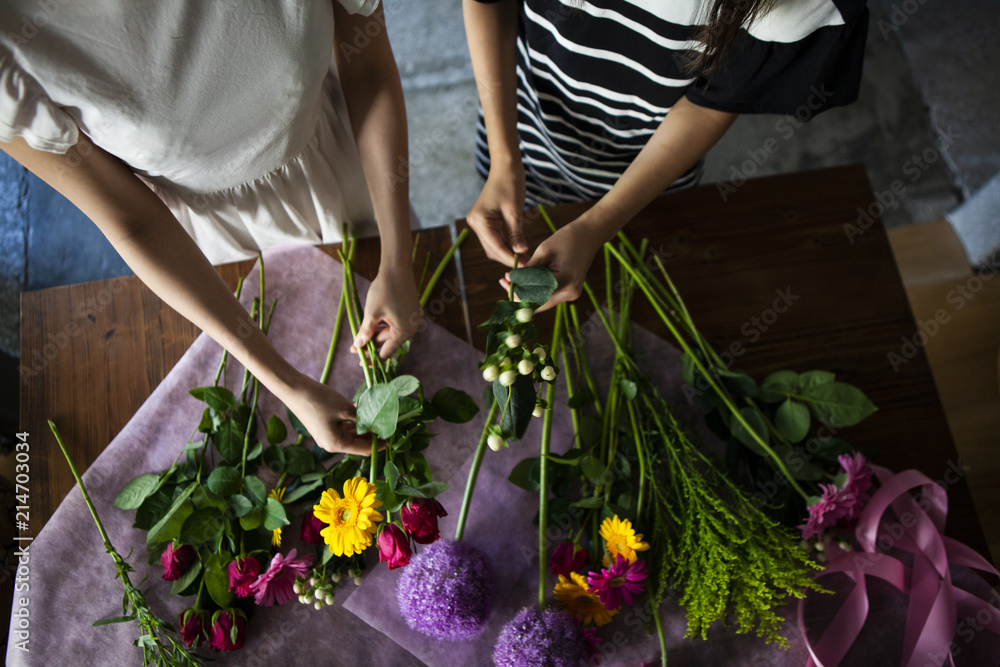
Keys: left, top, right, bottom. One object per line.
{"left": 1, "top": 0, "right": 382, "bottom": 264}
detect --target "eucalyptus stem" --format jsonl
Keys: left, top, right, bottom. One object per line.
{"left": 454, "top": 400, "right": 500, "bottom": 541}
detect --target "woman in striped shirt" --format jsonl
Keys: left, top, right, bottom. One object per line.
{"left": 463, "top": 0, "right": 868, "bottom": 306}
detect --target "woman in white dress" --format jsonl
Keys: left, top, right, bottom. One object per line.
{"left": 1, "top": 1, "right": 418, "bottom": 454}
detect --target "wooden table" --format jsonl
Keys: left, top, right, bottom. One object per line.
{"left": 20, "top": 165, "right": 990, "bottom": 561}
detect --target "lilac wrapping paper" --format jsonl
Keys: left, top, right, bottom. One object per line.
{"left": 9, "top": 244, "right": 999, "bottom": 666}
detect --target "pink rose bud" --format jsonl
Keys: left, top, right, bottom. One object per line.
{"left": 377, "top": 524, "right": 413, "bottom": 570}
{"left": 160, "top": 542, "right": 195, "bottom": 582}
{"left": 179, "top": 608, "right": 207, "bottom": 648}
{"left": 208, "top": 609, "right": 246, "bottom": 652}
{"left": 400, "top": 498, "right": 448, "bottom": 545}
{"left": 300, "top": 509, "right": 325, "bottom": 545}
{"left": 227, "top": 555, "right": 261, "bottom": 598}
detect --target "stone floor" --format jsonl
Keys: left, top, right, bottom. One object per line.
{"left": 1, "top": 0, "right": 998, "bottom": 432}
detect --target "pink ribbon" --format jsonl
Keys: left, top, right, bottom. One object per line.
{"left": 799, "top": 466, "right": 1000, "bottom": 667}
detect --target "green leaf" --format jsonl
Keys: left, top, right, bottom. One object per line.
{"left": 169, "top": 558, "right": 203, "bottom": 596}
{"left": 244, "top": 476, "right": 267, "bottom": 505}
{"left": 802, "top": 382, "right": 878, "bottom": 427}
{"left": 681, "top": 352, "right": 696, "bottom": 387}
{"left": 285, "top": 407, "right": 311, "bottom": 438}
{"left": 264, "top": 497, "right": 289, "bottom": 531}
{"left": 478, "top": 300, "right": 519, "bottom": 329}
{"left": 228, "top": 494, "right": 253, "bottom": 518}
{"left": 262, "top": 444, "right": 286, "bottom": 475}
{"left": 146, "top": 485, "right": 196, "bottom": 546}
{"left": 760, "top": 370, "right": 800, "bottom": 403}
{"left": 239, "top": 506, "right": 263, "bottom": 531}
{"left": 180, "top": 508, "right": 223, "bottom": 545}
{"left": 204, "top": 553, "right": 232, "bottom": 609}
{"left": 567, "top": 388, "right": 592, "bottom": 410}
{"left": 284, "top": 444, "right": 315, "bottom": 476}
{"left": 799, "top": 370, "right": 836, "bottom": 391}
{"left": 577, "top": 415, "right": 602, "bottom": 448}
{"left": 775, "top": 399, "right": 811, "bottom": 443}
{"left": 581, "top": 455, "right": 610, "bottom": 486}
{"left": 384, "top": 461, "right": 400, "bottom": 491}
{"left": 720, "top": 369, "right": 759, "bottom": 399}
{"left": 213, "top": 419, "right": 245, "bottom": 464}
{"left": 93, "top": 615, "right": 133, "bottom": 627}
{"left": 266, "top": 416, "right": 288, "bottom": 445}
{"left": 246, "top": 440, "right": 263, "bottom": 461}
{"left": 432, "top": 387, "right": 480, "bottom": 424}
{"left": 729, "top": 407, "right": 770, "bottom": 450}
{"left": 133, "top": 489, "right": 172, "bottom": 531}
{"left": 189, "top": 386, "right": 235, "bottom": 412}
{"left": 206, "top": 466, "right": 242, "bottom": 497}
{"left": 493, "top": 374, "right": 535, "bottom": 441}
{"left": 618, "top": 378, "right": 637, "bottom": 401}
{"left": 282, "top": 479, "right": 323, "bottom": 504}
{"left": 389, "top": 375, "right": 421, "bottom": 397}
{"left": 546, "top": 450, "right": 586, "bottom": 466}
{"left": 113, "top": 473, "right": 160, "bottom": 510}
{"left": 571, "top": 496, "right": 605, "bottom": 509}
{"left": 356, "top": 384, "right": 400, "bottom": 439}
{"left": 508, "top": 457, "right": 541, "bottom": 492}
{"left": 509, "top": 266, "right": 558, "bottom": 304}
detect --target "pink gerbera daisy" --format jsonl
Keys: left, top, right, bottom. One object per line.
{"left": 249, "top": 548, "right": 314, "bottom": 607}
{"left": 586, "top": 554, "right": 647, "bottom": 611}
{"left": 799, "top": 483, "right": 843, "bottom": 540}
{"left": 836, "top": 452, "right": 872, "bottom": 521}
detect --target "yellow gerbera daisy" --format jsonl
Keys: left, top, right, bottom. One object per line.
{"left": 554, "top": 572, "right": 617, "bottom": 626}
{"left": 600, "top": 515, "right": 649, "bottom": 564}
{"left": 312, "top": 476, "right": 383, "bottom": 557}
{"left": 269, "top": 487, "right": 285, "bottom": 547}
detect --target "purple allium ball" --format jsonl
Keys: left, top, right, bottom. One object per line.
{"left": 396, "top": 540, "right": 495, "bottom": 641}
{"left": 493, "top": 606, "right": 589, "bottom": 667}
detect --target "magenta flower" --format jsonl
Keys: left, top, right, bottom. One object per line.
{"left": 160, "top": 542, "right": 195, "bottom": 582}
{"left": 799, "top": 483, "right": 844, "bottom": 540}
{"left": 378, "top": 524, "right": 413, "bottom": 570}
{"left": 300, "top": 509, "right": 325, "bottom": 545}
{"left": 836, "top": 452, "right": 873, "bottom": 521}
{"left": 586, "top": 553, "right": 647, "bottom": 610}
{"left": 550, "top": 541, "right": 587, "bottom": 578}
{"left": 178, "top": 608, "right": 206, "bottom": 648}
{"left": 249, "top": 548, "right": 313, "bottom": 607}
{"left": 400, "top": 498, "right": 448, "bottom": 545}
{"left": 227, "top": 555, "right": 260, "bottom": 598}
{"left": 208, "top": 609, "right": 245, "bottom": 651}
{"left": 581, "top": 625, "right": 604, "bottom": 663}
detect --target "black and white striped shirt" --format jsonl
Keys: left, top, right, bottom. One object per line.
{"left": 473, "top": 0, "right": 868, "bottom": 205}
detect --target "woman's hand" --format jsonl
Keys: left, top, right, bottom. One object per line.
{"left": 284, "top": 377, "right": 375, "bottom": 455}
{"left": 352, "top": 266, "right": 423, "bottom": 360}
{"left": 502, "top": 220, "right": 603, "bottom": 312}
{"left": 466, "top": 159, "right": 529, "bottom": 266}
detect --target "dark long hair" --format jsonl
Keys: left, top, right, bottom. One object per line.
{"left": 688, "top": 0, "right": 777, "bottom": 77}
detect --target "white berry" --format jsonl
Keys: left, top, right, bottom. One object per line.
{"left": 532, "top": 405, "right": 543, "bottom": 418}
{"left": 499, "top": 370, "right": 517, "bottom": 386}
{"left": 518, "top": 359, "right": 535, "bottom": 375}
{"left": 505, "top": 334, "right": 522, "bottom": 348}
{"left": 487, "top": 434, "right": 505, "bottom": 451}
{"left": 533, "top": 347, "right": 546, "bottom": 361}
{"left": 482, "top": 365, "right": 499, "bottom": 382}
{"left": 540, "top": 366, "right": 556, "bottom": 381}
{"left": 515, "top": 308, "right": 534, "bottom": 323}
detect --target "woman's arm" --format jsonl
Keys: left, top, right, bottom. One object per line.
{"left": 333, "top": 4, "right": 421, "bottom": 359}
{"left": 1, "top": 134, "right": 373, "bottom": 454}
{"left": 462, "top": 0, "right": 529, "bottom": 266}
{"left": 520, "top": 97, "right": 737, "bottom": 308}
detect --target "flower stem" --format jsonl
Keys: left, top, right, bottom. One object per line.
{"left": 454, "top": 400, "right": 500, "bottom": 541}
{"left": 537, "top": 306, "right": 564, "bottom": 608}
{"left": 654, "top": 607, "right": 668, "bottom": 667}
{"left": 48, "top": 421, "right": 114, "bottom": 550}
{"left": 369, "top": 435, "right": 378, "bottom": 485}
{"left": 420, "top": 228, "right": 469, "bottom": 308}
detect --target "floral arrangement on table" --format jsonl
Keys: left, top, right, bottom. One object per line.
{"left": 52, "top": 231, "right": 490, "bottom": 664}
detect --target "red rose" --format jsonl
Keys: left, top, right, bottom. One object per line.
{"left": 178, "top": 608, "right": 207, "bottom": 648}
{"left": 549, "top": 540, "right": 587, "bottom": 578}
{"left": 208, "top": 609, "right": 246, "bottom": 652}
{"left": 227, "top": 555, "right": 260, "bottom": 598}
{"left": 378, "top": 523, "right": 412, "bottom": 570}
{"left": 300, "top": 509, "right": 325, "bottom": 545}
{"left": 160, "top": 542, "right": 195, "bottom": 582}
{"left": 400, "top": 498, "right": 447, "bottom": 545}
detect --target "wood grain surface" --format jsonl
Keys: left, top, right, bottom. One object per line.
{"left": 19, "top": 227, "right": 467, "bottom": 536}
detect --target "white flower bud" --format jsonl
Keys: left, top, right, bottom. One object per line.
{"left": 518, "top": 359, "right": 535, "bottom": 375}
{"left": 515, "top": 308, "right": 534, "bottom": 323}
{"left": 314, "top": 600, "right": 324, "bottom": 610}
{"left": 533, "top": 347, "right": 546, "bottom": 361}
{"left": 814, "top": 541, "right": 825, "bottom": 552}
{"left": 324, "top": 592, "right": 335, "bottom": 605}
{"left": 353, "top": 575, "right": 363, "bottom": 586}
{"left": 298, "top": 595, "right": 310, "bottom": 605}
{"left": 499, "top": 370, "right": 517, "bottom": 386}
{"left": 308, "top": 577, "right": 318, "bottom": 587}
{"left": 293, "top": 581, "right": 303, "bottom": 595}
{"left": 838, "top": 540, "right": 852, "bottom": 552}
{"left": 505, "top": 334, "right": 522, "bottom": 348}
{"left": 487, "top": 434, "right": 504, "bottom": 451}
{"left": 816, "top": 552, "right": 827, "bottom": 563}
{"left": 540, "top": 366, "right": 556, "bottom": 382}
{"left": 330, "top": 573, "right": 342, "bottom": 583}
{"left": 482, "top": 365, "right": 499, "bottom": 382}
{"left": 304, "top": 590, "right": 314, "bottom": 603}
{"left": 532, "top": 405, "right": 543, "bottom": 418}
{"left": 501, "top": 356, "right": 512, "bottom": 368}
